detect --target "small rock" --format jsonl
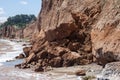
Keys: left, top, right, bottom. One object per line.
{"left": 15, "top": 64, "right": 21, "bottom": 68}
{"left": 22, "top": 44, "right": 27, "bottom": 46}
{"left": 75, "top": 70, "right": 86, "bottom": 76}
{"left": 15, "top": 53, "right": 25, "bottom": 59}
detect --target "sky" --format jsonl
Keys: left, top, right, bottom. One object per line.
{"left": 0, "top": 0, "right": 41, "bottom": 23}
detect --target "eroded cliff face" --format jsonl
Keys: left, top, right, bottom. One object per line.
{"left": 0, "top": 21, "right": 38, "bottom": 39}
{"left": 0, "top": 26, "right": 23, "bottom": 39}
{"left": 23, "top": 21, "right": 39, "bottom": 40}
{"left": 16, "top": 0, "right": 120, "bottom": 71}
{"left": 91, "top": 0, "right": 120, "bottom": 65}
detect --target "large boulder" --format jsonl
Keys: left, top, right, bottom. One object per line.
{"left": 62, "top": 52, "right": 81, "bottom": 67}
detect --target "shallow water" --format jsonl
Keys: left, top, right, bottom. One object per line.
{"left": 0, "top": 39, "right": 51, "bottom": 80}
{"left": 0, "top": 39, "right": 23, "bottom": 63}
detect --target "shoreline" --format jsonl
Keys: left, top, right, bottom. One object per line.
{"left": 0, "top": 39, "right": 50, "bottom": 80}
{"left": 0, "top": 39, "right": 110, "bottom": 80}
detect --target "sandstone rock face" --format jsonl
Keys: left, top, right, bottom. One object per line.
{"left": 91, "top": 0, "right": 120, "bottom": 65}
{"left": 0, "top": 26, "right": 24, "bottom": 39}
{"left": 0, "top": 26, "right": 16, "bottom": 38}
{"left": 0, "top": 21, "right": 37, "bottom": 39}
{"left": 16, "top": 0, "right": 120, "bottom": 71}
{"left": 23, "top": 21, "right": 39, "bottom": 40}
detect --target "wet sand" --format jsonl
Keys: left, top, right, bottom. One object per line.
{"left": 0, "top": 63, "right": 103, "bottom": 80}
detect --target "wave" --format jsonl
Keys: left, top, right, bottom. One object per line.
{"left": 0, "top": 39, "right": 23, "bottom": 66}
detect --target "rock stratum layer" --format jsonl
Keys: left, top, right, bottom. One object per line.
{"left": 15, "top": 0, "right": 120, "bottom": 71}
{"left": 0, "top": 26, "right": 23, "bottom": 39}
{"left": 0, "top": 21, "right": 37, "bottom": 39}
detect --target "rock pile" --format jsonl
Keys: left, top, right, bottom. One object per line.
{"left": 16, "top": 36, "right": 93, "bottom": 71}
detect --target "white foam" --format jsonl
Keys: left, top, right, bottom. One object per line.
{"left": 0, "top": 39, "right": 23, "bottom": 66}
{"left": 0, "top": 51, "right": 22, "bottom": 62}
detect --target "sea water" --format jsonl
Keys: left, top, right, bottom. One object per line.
{"left": 0, "top": 39, "right": 50, "bottom": 80}
{"left": 0, "top": 39, "right": 23, "bottom": 65}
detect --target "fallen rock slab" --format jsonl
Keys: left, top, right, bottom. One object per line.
{"left": 75, "top": 70, "right": 86, "bottom": 76}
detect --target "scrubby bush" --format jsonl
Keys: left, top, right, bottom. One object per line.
{"left": 0, "top": 14, "right": 36, "bottom": 29}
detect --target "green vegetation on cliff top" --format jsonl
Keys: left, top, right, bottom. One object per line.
{"left": 0, "top": 14, "right": 36, "bottom": 29}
